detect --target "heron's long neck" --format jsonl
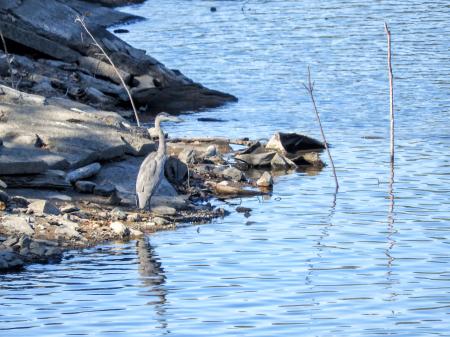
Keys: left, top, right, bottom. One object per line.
{"left": 155, "top": 118, "right": 166, "bottom": 157}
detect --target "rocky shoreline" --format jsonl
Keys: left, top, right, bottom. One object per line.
{"left": 0, "top": 0, "right": 326, "bottom": 272}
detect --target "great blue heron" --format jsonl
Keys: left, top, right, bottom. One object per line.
{"left": 136, "top": 112, "right": 182, "bottom": 209}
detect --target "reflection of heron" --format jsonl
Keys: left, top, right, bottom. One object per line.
{"left": 136, "top": 238, "right": 168, "bottom": 331}
{"left": 136, "top": 112, "right": 182, "bottom": 209}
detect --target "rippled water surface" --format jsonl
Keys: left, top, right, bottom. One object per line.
{"left": 1, "top": 1, "right": 450, "bottom": 336}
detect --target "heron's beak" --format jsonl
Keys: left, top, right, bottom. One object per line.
{"left": 170, "top": 116, "right": 183, "bottom": 123}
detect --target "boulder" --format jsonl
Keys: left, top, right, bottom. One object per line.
{"left": 28, "top": 200, "right": 61, "bottom": 215}
{"left": 292, "top": 152, "right": 325, "bottom": 168}
{"left": 74, "top": 180, "right": 96, "bottom": 193}
{"left": 121, "top": 134, "right": 156, "bottom": 156}
{"left": 0, "top": 251, "right": 24, "bottom": 271}
{"left": 0, "top": 215, "right": 35, "bottom": 236}
{"left": 66, "top": 162, "right": 101, "bottom": 183}
{"left": 0, "top": 170, "right": 71, "bottom": 190}
{"left": 0, "top": 147, "right": 48, "bottom": 175}
{"left": 165, "top": 156, "right": 188, "bottom": 185}
{"left": 203, "top": 145, "right": 217, "bottom": 157}
{"left": 94, "top": 182, "right": 116, "bottom": 196}
{"left": 222, "top": 167, "right": 245, "bottom": 181}
{"left": 111, "top": 208, "right": 127, "bottom": 221}
{"left": 266, "top": 132, "right": 324, "bottom": 155}
{"left": 270, "top": 153, "right": 297, "bottom": 170}
{"left": 235, "top": 152, "right": 276, "bottom": 167}
{"left": 256, "top": 172, "right": 273, "bottom": 188}
{"left": 110, "top": 221, "right": 130, "bottom": 238}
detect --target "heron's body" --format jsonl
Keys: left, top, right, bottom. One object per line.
{"left": 136, "top": 113, "right": 182, "bottom": 210}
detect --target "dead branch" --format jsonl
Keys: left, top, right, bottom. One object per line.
{"left": 303, "top": 67, "right": 339, "bottom": 190}
{"left": 384, "top": 22, "right": 395, "bottom": 176}
{"left": 0, "top": 30, "right": 14, "bottom": 88}
{"left": 75, "top": 15, "right": 141, "bottom": 127}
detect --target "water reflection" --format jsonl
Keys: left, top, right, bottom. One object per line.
{"left": 136, "top": 239, "right": 168, "bottom": 331}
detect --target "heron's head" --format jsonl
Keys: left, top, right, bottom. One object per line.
{"left": 156, "top": 112, "right": 183, "bottom": 124}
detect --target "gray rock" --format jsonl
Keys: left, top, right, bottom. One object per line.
{"left": 0, "top": 215, "right": 35, "bottom": 236}
{"left": 152, "top": 206, "right": 176, "bottom": 216}
{"left": 110, "top": 221, "right": 130, "bottom": 238}
{"left": 61, "top": 205, "right": 80, "bottom": 213}
{"left": 0, "top": 251, "right": 24, "bottom": 271}
{"left": 66, "top": 162, "right": 101, "bottom": 184}
{"left": 165, "top": 156, "right": 188, "bottom": 185}
{"left": 111, "top": 208, "right": 127, "bottom": 221}
{"left": 235, "top": 152, "right": 276, "bottom": 167}
{"left": 270, "top": 153, "right": 297, "bottom": 169}
{"left": 178, "top": 148, "right": 197, "bottom": 164}
{"left": 121, "top": 134, "right": 156, "bottom": 157}
{"left": 0, "top": 179, "right": 7, "bottom": 189}
{"left": 54, "top": 220, "right": 80, "bottom": 239}
{"left": 0, "top": 189, "right": 9, "bottom": 203}
{"left": 75, "top": 180, "right": 96, "bottom": 193}
{"left": 204, "top": 145, "right": 217, "bottom": 157}
{"left": 0, "top": 147, "right": 48, "bottom": 175}
{"left": 153, "top": 217, "right": 169, "bottom": 226}
{"left": 127, "top": 213, "right": 141, "bottom": 222}
{"left": 10, "top": 196, "right": 29, "bottom": 208}
{"left": 0, "top": 170, "right": 71, "bottom": 190}
{"left": 222, "top": 167, "right": 245, "bottom": 181}
{"left": 94, "top": 182, "right": 116, "bottom": 197}
{"left": 28, "top": 200, "right": 61, "bottom": 215}
{"left": 256, "top": 171, "right": 273, "bottom": 188}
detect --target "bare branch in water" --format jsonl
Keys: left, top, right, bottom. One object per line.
{"left": 303, "top": 67, "right": 339, "bottom": 190}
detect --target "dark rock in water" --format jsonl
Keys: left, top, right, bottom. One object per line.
{"left": 210, "top": 7, "right": 217, "bottom": 12}
{"left": 197, "top": 117, "right": 226, "bottom": 122}
{"left": 113, "top": 28, "right": 129, "bottom": 34}
{"left": 0, "top": 189, "right": 9, "bottom": 203}
{"left": 292, "top": 152, "right": 324, "bottom": 168}
{"left": 0, "top": 251, "right": 24, "bottom": 271}
{"left": 222, "top": 167, "right": 245, "bottom": 181}
{"left": 236, "top": 206, "right": 251, "bottom": 213}
{"left": 266, "top": 132, "right": 325, "bottom": 155}
{"left": 165, "top": 157, "right": 188, "bottom": 186}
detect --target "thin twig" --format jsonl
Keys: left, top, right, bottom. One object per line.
{"left": 303, "top": 67, "right": 339, "bottom": 190}
{"left": 75, "top": 15, "right": 141, "bottom": 127}
{"left": 0, "top": 30, "right": 14, "bottom": 88}
{"left": 384, "top": 22, "right": 394, "bottom": 179}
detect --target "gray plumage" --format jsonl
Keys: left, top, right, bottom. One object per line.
{"left": 136, "top": 112, "right": 182, "bottom": 210}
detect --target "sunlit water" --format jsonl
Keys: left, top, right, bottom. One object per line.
{"left": 1, "top": 1, "right": 449, "bottom": 336}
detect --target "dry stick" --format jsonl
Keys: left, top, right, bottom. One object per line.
{"left": 75, "top": 16, "right": 141, "bottom": 127}
{"left": 0, "top": 30, "right": 14, "bottom": 88}
{"left": 385, "top": 22, "right": 394, "bottom": 179}
{"left": 303, "top": 67, "right": 339, "bottom": 190}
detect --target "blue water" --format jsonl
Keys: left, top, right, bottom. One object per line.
{"left": 1, "top": 1, "right": 449, "bottom": 336}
